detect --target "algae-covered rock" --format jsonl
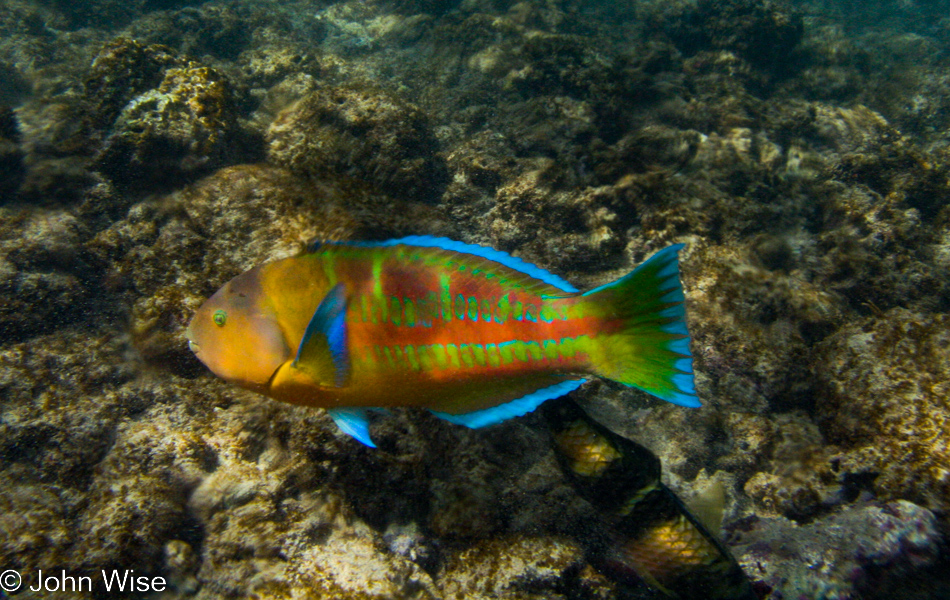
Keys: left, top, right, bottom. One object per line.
{"left": 0, "top": 469, "right": 72, "bottom": 573}
{"left": 195, "top": 487, "right": 435, "bottom": 600}
{"left": 733, "top": 500, "right": 940, "bottom": 600}
{"left": 438, "top": 536, "right": 587, "bottom": 599}
{"left": 440, "top": 130, "right": 519, "bottom": 232}
{"left": 94, "top": 63, "right": 240, "bottom": 189}
{"left": 813, "top": 309, "right": 950, "bottom": 512}
{"left": 687, "top": 243, "right": 846, "bottom": 413}
{"left": 266, "top": 85, "right": 448, "bottom": 203}
{"left": 657, "top": 0, "right": 803, "bottom": 73}
{"left": 0, "top": 210, "right": 91, "bottom": 341}
{"left": 84, "top": 37, "right": 183, "bottom": 132}
{"left": 0, "top": 330, "right": 144, "bottom": 580}
{"left": 487, "top": 165, "right": 628, "bottom": 272}
{"left": 124, "top": 3, "right": 256, "bottom": 62}
{"left": 739, "top": 414, "right": 839, "bottom": 520}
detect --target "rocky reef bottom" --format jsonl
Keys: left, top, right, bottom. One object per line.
{"left": 0, "top": 323, "right": 945, "bottom": 599}
{"left": 2, "top": 0, "right": 950, "bottom": 597}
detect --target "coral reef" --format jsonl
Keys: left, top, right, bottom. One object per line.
{"left": 733, "top": 500, "right": 940, "bottom": 600}
{"left": 2, "top": 0, "right": 950, "bottom": 598}
{"left": 266, "top": 85, "right": 448, "bottom": 203}
{"left": 814, "top": 309, "right": 950, "bottom": 512}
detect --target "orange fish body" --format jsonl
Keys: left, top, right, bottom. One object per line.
{"left": 186, "top": 236, "right": 696, "bottom": 446}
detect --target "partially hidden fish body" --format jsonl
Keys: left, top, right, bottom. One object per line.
{"left": 546, "top": 400, "right": 757, "bottom": 600}
{"left": 186, "top": 236, "right": 697, "bottom": 447}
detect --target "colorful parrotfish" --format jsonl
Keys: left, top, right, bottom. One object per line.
{"left": 545, "top": 400, "right": 756, "bottom": 600}
{"left": 185, "top": 236, "right": 697, "bottom": 447}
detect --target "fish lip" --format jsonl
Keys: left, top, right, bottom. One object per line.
{"left": 187, "top": 339, "right": 201, "bottom": 354}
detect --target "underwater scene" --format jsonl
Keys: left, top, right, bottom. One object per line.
{"left": 2, "top": 0, "right": 950, "bottom": 598}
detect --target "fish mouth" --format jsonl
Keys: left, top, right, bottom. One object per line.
{"left": 187, "top": 339, "right": 201, "bottom": 355}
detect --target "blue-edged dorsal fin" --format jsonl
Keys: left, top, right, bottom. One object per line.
{"left": 316, "top": 235, "right": 579, "bottom": 294}
{"left": 295, "top": 283, "right": 349, "bottom": 387}
{"left": 326, "top": 408, "right": 376, "bottom": 448}
{"left": 431, "top": 379, "right": 587, "bottom": 429}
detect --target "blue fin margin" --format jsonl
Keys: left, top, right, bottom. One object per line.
{"left": 581, "top": 244, "right": 700, "bottom": 408}
{"left": 432, "top": 379, "right": 587, "bottom": 429}
{"left": 317, "top": 235, "right": 579, "bottom": 293}
{"left": 326, "top": 379, "right": 588, "bottom": 445}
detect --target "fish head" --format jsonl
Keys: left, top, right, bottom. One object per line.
{"left": 186, "top": 266, "right": 291, "bottom": 391}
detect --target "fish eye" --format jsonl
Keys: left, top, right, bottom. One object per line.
{"left": 213, "top": 310, "right": 227, "bottom": 327}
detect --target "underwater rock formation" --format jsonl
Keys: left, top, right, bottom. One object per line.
{"left": 0, "top": 210, "right": 91, "bottom": 341}
{"left": 0, "top": 330, "right": 138, "bottom": 580}
{"left": 733, "top": 500, "right": 940, "bottom": 600}
{"left": 814, "top": 309, "right": 950, "bottom": 513}
{"left": 657, "top": 0, "right": 804, "bottom": 74}
{"left": 438, "top": 536, "right": 586, "bottom": 599}
{"left": 94, "top": 61, "right": 240, "bottom": 189}
{"left": 266, "top": 85, "right": 448, "bottom": 203}
{"left": 2, "top": 0, "right": 950, "bottom": 598}
{"left": 84, "top": 37, "right": 183, "bottom": 133}
{"left": 487, "top": 165, "right": 628, "bottom": 272}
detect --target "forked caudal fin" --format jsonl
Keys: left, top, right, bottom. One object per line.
{"left": 582, "top": 244, "right": 699, "bottom": 407}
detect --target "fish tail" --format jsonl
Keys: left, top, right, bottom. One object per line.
{"left": 582, "top": 244, "right": 698, "bottom": 407}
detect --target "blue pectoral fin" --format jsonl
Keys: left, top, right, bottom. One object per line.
{"left": 295, "top": 283, "right": 350, "bottom": 387}
{"left": 327, "top": 408, "right": 376, "bottom": 448}
{"left": 432, "top": 379, "right": 587, "bottom": 429}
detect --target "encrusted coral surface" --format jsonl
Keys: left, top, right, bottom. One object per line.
{"left": 815, "top": 310, "right": 950, "bottom": 511}
{"left": 732, "top": 500, "right": 940, "bottom": 600}
{"left": 1, "top": 0, "right": 950, "bottom": 598}
{"left": 266, "top": 85, "right": 448, "bottom": 203}
{"left": 94, "top": 61, "right": 240, "bottom": 188}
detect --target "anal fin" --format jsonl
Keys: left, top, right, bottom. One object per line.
{"left": 431, "top": 379, "right": 587, "bottom": 429}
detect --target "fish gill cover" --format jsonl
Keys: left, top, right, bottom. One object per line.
{"left": 0, "top": 0, "right": 949, "bottom": 599}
